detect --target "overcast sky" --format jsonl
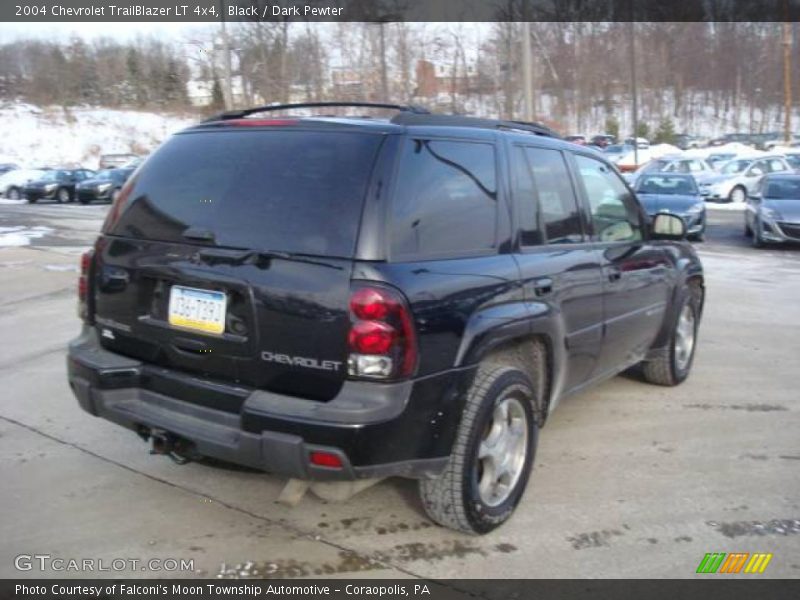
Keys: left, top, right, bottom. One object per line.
{"left": 0, "top": 22, "right": 210, "bottom": 43}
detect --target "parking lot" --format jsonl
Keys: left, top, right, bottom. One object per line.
{"left": 1, "top": 200, "right": 798, "bottom": 579}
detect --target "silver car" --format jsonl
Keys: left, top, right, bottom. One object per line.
{"left": 626, "top": 154, "right": 715, "bottom": 186}
{"left": 745, "top": 173, "right": 800, "bottom": 247}
{"left": 697, "top": 155, "right": 792, "bottom": 202}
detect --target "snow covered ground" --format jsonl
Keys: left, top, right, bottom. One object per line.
{"left": 0, "top": 103, "right": 195, "bottom": 169}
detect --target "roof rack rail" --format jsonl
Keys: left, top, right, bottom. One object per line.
{"left": 204, "top": 101, "right": 431, "bottom": 122}
{"left": 389, "top": 113, "right": 559, "bottom": 138}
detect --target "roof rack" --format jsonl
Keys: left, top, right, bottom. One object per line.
{"left": 389, "top": 113, "right": 559, "bottom": 138}
{"left": 205, "top": 101, "right": 431, "bottom": 122}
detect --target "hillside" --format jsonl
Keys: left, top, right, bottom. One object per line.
{"left": 0, "top": 103, "right": 195, "bottom": 169}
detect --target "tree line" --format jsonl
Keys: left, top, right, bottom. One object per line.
{"left": 0, "top": 22, "right": 795, "bottom": 137}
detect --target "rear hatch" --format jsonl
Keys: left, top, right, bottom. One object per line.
{"left": 94, "top": 126, "right": 385, "bottom": 402}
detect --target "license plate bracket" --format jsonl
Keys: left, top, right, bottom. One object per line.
{"left": 167, "top": 285, "right": 227, "bottom": 335}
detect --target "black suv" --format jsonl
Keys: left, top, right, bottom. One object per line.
{"left": 67, "top": 103, "right": 704, "bottom": 534}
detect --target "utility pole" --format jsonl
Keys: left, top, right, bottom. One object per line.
{"left": 521, "top": 21, "right": 534, "bottom": 122}
{"left": 378, "top": 21, "right": 389, "bottom": 100}
{"left": 219, "top": 0, "right": 234, "bottom": 109}
{"left": 783, "top": 20, "right": 793, "bottom": 143}
{"left": 628, "top": 14, "right": 639, "bottom": 166}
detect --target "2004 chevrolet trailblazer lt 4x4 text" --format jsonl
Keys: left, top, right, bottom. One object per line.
{"left": 67, "top": 102, "right": 704, "bottom": 534}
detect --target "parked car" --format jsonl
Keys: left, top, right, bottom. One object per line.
{"left": 674, "top": 134, "right": 707, "bottom": 150}
{"left": 98, "top": 153, "right": 140, "bottom": 169}
{"left": 0, "top": 168, "right": 48, "bottom": 199}
{"left": 696, "top": 155, "right": 791, "bottom": 202}
{"left": 589, "top": 134, "right": 615, "bottom": 149}
{"left": 634, "top": 173, "right": 706, "bottom": 241}
{"left": 67, "top": 103, "right": 704, "bottom": 534}
{"left": 626, "top": 154, "right": 715, "bottom": 187}
{"left": 75, "top": 168, "right": 134, "bottom": 204}
{"left": 23, "top": 168, "right": 95, "bottom": 203}
{"left": 764, "top": 136, "right": 800, "bottom": 151}
{"left": 0, "top": 163, "right": 19, "bottom": 176}
{"left": 565, "top": 134, "right": 587, "bottom": 145}
{"left": 624, "top": 136, "right": 650, "bottom": 149}
{"left": 705, "top": 152, "right": 740, "bottom": 170}
{"left": 745, "top": 173, "right": 800, "bottom": 247}
{"left": 708, "top": 133, "right": 754, "bottom": 147}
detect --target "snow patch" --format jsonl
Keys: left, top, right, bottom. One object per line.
{"left": 0, "top": 103, "right": 194, "bottom": 169}
{"left": 0, "top": 225, "right": 53, "bottom": 247}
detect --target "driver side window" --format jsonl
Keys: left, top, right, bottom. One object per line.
{"left": 574, "top": 155, "right": 643, "bottom": 243}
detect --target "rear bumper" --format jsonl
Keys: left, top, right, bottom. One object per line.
{"left": 67, "top": 328, "right": 464, "bottom": 481}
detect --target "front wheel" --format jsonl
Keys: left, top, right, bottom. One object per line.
{"left": 752, "top": 219, "right": 765, "bottom": 248}
{"left": 642, "top": 286, "right": 701, "bottom": 386}
{"left": 728, "top": 186, "right": 746, "bottom": 203}
{"left": 419, "top": 365, "right": 539, "bottom": 534}
{"left": 56, "top": 187, "right": 70, "bottom": 203}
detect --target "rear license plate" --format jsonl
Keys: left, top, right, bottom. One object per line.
{"left": 168, "top": 285, "right": 227, "bottom": 335}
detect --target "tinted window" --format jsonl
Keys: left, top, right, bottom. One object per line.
{"left": 391, "top": 139, "right": 497, "bottom": 258}
{"left": 764, "top": 177, "right": 800, "bottom": 199}
{"left": 107, "top": 131, "right": 382, "bottom": 257}
{"left": 518, "top": 147, "right": 583, "bottom": 244}
{"left": 575, "top": 155, "right": 643, "bottom": 243}
{"left": 636, "top": 174, "right": 698, "bottom": 195}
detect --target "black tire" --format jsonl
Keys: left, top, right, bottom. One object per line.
{"left": 728, "top": 186, "right": 746, "bottom": 204}
{"left": 751, "top": 219, "right": 765, "bottom": 248}
{"left": 642, "top": 284, "right": 702, "bottom": 386}
{"left": 419, "top": 364, "right": 540, "bottom": 534}
{"left": 26, "top": 195, "right": 36, "bottom": 204}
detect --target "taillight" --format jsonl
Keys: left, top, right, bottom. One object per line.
{"left": 78, "top": 249, "right": 94, "bottom": 321}
{"left": 347, "top": 284, "right": 417, "bottom": 380}
{"left": 101, "top": 178, "right": 134, "bottom": 232}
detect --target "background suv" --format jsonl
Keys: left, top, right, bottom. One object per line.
{"left": 67, "top": 103, "right": 704, "bottom": 534}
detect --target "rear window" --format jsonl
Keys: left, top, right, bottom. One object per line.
{"left": 107, "top": 130, "right": 383, "bottom": 257}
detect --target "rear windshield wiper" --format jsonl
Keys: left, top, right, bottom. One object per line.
{"left": 196, "top": 246, "right": 341, "bottom": 270}
{"left": 182, "top": 227, "right": 216, "bottom": 242}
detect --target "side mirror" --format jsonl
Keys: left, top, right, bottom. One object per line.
{"left": 651, "top": 213, "right": 686, "bottom": 240}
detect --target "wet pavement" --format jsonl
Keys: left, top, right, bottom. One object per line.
{"left": 1, "top": 201, "right": 798, "bottom": 579}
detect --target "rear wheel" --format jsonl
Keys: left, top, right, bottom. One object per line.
{"left": 7, "top": 187, "right": 20, "bottom": 200}
{"left": 419, "top": 365, "right": 539, "bottom": 534}
{"left": 642, "top": 285, "right": 701, "bottom": 386}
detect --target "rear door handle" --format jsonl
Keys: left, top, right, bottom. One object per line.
{"left": 532, "top": 277, "right": 553, "bottom": 297}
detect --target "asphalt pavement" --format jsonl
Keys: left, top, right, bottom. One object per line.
{"left": 1, "top": 200, "right": 798, "bottom": 579}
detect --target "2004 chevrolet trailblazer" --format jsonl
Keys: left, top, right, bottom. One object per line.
{"left": 67, "top": 102, "right": 704, "bottom": 533}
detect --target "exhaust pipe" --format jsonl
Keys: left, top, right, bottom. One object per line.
{"left": 138, "top": 426, "right": 196, "bottom": 465}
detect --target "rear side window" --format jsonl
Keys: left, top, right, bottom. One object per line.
{"left": 106, "top": 130, "right": 383, "bottom": 257}
{"left": 513, "top": 146, "right": 583, "bottom": 245}
{"left": 390, "top": 139, "right": 497, "bottom": 259}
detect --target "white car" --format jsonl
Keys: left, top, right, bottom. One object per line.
{"left": 625, "top": 154, "right": 715, "bottom": 186}
{"left": 696, "top": 155, "right": 791, "bottom": 202}
{"left": 0, "top": 168, "right": 48, "bottom": 200}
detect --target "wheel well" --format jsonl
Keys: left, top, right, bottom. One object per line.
{"left": 481, "top": 336, "right": 551, "bottom": 426}
{"left": 686, "top": 275, "right": 705, "bottom": 317}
